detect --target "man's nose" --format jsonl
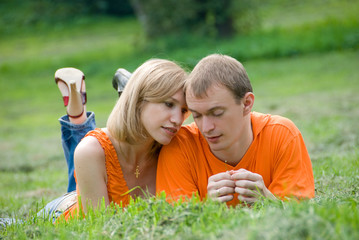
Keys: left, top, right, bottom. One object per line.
{"left": 201, "top": 116, "right": 215, "bottom": 133}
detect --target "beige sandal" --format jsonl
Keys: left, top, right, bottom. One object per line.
{"left": 55, "top": 68, "right": 86, "bottom": 118}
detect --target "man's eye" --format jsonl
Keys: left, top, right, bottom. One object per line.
{"left": 213, "top": 111, "right": 224, "bottom": 117}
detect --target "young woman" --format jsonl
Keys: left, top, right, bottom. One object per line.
{"left": 51, "top": 59, "right": 189, "bottom": 220}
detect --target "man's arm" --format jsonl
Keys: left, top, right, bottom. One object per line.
{"left": 267, "top": 132, "right": 315, "bottom": 199}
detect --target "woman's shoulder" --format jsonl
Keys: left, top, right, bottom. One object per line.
{"left": 75, "top": 134, "right": 105, "bottom": 163}
{"left": 73, "top": 131, "right": 108, "bottom": 192}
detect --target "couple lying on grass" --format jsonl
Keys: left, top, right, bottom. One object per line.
{"left": 17, "top": 54, "right": 318, "bottom": 223}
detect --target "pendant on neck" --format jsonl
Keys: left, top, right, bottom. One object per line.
{"left": 134, "top": 165, "right": 140, "bottom": 178}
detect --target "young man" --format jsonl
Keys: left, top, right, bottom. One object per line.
{"left": 156, "top": 54, "right": 315, "bottom": 206}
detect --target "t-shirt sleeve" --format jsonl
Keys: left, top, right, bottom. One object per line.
{"left": 268, "top": 129, "right": 315, "bottom": 200}
{"left": 156, "top": 134, "right": 199, "bottom": 201}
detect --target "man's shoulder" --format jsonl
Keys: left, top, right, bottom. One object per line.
{"left": 159, "top": 122, "right": 205, "bottom": 164}
{"left": 252, "top": 112, "right": 300, "bottom": 137}
{"left": 163, "top": 122, "right": 204, "bottom": 151}
{"left": 175, "top": 122, "right": 201, "bottom": 140}
{"left": 267, "top": 114, "right": 300, "bottom": 135}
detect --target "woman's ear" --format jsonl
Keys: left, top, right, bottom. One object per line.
{"left": 243, "top": 92, "right": 254, "bottom": 115}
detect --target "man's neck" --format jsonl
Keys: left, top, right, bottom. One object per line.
{"left": 211, "top": 122, "right": 253, "bottom": 167}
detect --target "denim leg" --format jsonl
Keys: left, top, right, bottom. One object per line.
{"left": 59, "top": 112, "right": 96, "bottom": 192}
{"left": 37, "top": 191, "right": 77, "bottom": 223}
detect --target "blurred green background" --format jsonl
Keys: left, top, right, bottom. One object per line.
{"left": 0, "top": 0, "right": 358, "bottom": 218}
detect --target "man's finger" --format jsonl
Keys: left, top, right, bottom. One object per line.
{"left": 231, "top": 171, "right": 261, "bottom": 181}
{"left": 218, "top": 186, "right": 235, "bottom": 196}
{"left": 237, "top": 195, "right": 256, "bottom": 204}
{"left": 207, "top": 179, "right": 235, "bottom": 193}
{"left": 216, "top": 180, "right": 236, "bottom": 189}
{"left": 208, "top": 172, "right": 232, "bottom": 182}
{"left": 208, "top": 185, "right": 235, "bottom": 198}
{"left": 235, "top": 180, "right": 256, "bottom": 189}
{"left": 235, "top": 186, "right": 259, "bottom": 197}
{"left": 217, "top": 194, "right": 234, "bottom": 203}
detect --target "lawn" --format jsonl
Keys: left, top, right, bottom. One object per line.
{"left": 1, "top": 0, "right": 359, "bottom": 239}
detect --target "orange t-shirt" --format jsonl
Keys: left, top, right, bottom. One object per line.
{"left": 62, "top": 128, "right": 130, "bottom": 220}
{"left": 156, "top": 112, "right": 315, "bottom": 206}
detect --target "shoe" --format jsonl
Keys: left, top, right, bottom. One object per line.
{"left": 112, "top": 68, "right": 131, "bottom": 97}
{"left": 55, "top": 68, "right": 86, "bottom": 118}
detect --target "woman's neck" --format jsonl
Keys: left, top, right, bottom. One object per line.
{"left": 118, "top": 138, "right": 156, "bottom": 166}
{"left": 103, "top": 128, "right": 157, "bottom": 196}
{"left": 103, "top": 128, "right": 156, "bottom": 166}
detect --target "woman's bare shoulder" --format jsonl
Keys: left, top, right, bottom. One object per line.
{"left": 74, "top": 135, "right": 105, "bottom": 164}
{"left": 74, "top": 134, "right": 108, "bottom": 195}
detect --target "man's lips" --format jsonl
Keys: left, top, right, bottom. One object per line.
{"left": 205, "top": 135, "right": 221, "bottom": 143}
{"left": 162, "top": 126, "right": 178, "bottom": 136}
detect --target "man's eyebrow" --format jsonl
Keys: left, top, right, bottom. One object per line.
{"left": 188, "top": 106, "right": 225, "bottom": 114}
{"left": 188, "top": 108, "right": 198, "bottom": 114}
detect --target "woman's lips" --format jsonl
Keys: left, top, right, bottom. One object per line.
{"left": 162, "top": 127, "right": 177, "bottom": 136}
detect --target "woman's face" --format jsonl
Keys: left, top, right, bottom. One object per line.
{"left": 141, "top": 89, "right": 189, "bottom": 145}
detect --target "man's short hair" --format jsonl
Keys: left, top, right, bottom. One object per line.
{"left": 185, "top": 54, "right": 253, "bottom": 102}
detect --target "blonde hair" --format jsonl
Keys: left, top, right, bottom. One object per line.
{"left": 107, "top": 59, "right": 187, "bottom": 152}
{"left": 185, "top": 54, "right": 252, "bottom": 102}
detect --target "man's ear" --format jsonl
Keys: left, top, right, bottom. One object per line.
{"left": 243, "top": 92, "right": 254, "bottom": 115}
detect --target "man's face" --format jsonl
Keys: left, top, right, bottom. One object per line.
{"left": 186, "top": 84, "right": 250, "bottom": 152}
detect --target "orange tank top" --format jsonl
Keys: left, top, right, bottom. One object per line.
{"left": 62, "top": 128, "right": 130, "bottom": 220}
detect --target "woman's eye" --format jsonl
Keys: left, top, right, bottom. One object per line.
{"left": 182, "top": 108, "right": 188, "bottom": 114}
{"left": 165, "top": 102, "right": 174, "bottom": 108}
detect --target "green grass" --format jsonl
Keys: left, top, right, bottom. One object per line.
{"left": 1, "top": 0, "right": 359, "bottom": 239}
{"left": 2, "top": 196, "right": 359, "bottom": 239}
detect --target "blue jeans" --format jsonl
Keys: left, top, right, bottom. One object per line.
{"left": 1, "top": 191, "right": 78, "bottom": 227}
{"left": 37, "top": 191, "right": 77, "bottom": 223}
{"left": 59, "top": 112, "right": 96, "bottom": 192}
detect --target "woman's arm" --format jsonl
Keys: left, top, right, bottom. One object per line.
{"left": 74, "top": 136, "right": 109, "bottom": 213}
